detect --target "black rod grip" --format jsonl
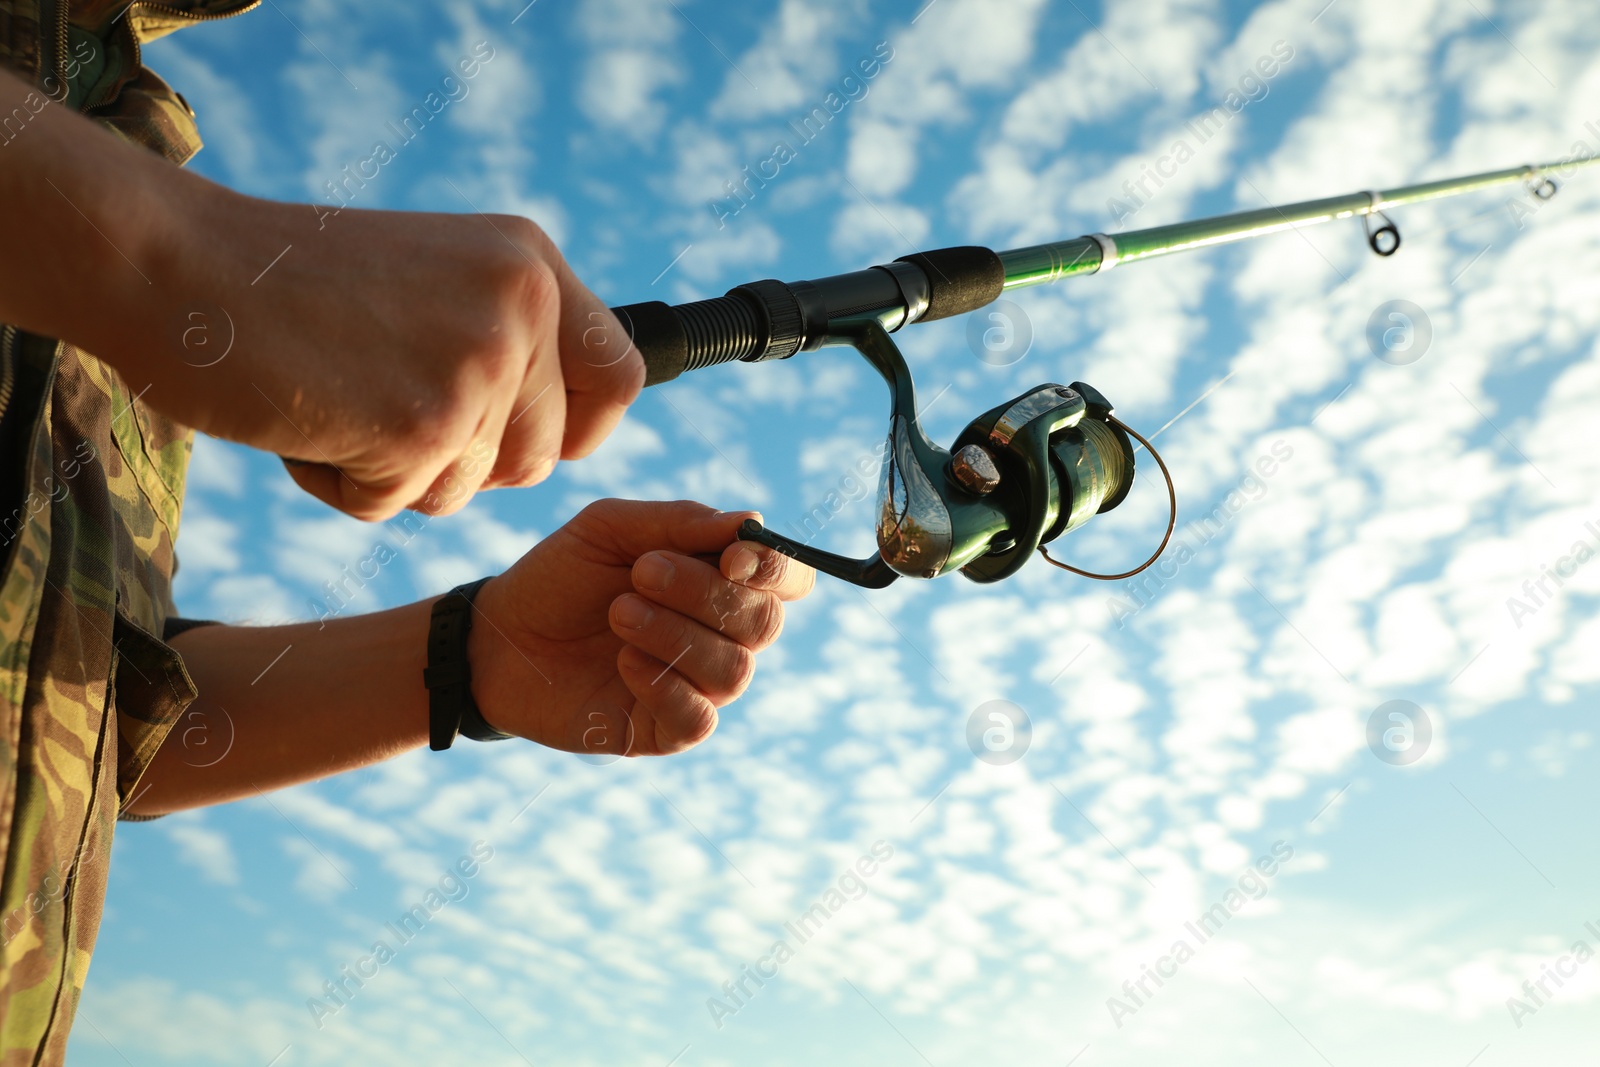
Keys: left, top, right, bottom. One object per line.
{"left": 613, "top": 248, "right": 1001, "bottom": 386}
{"left": 612, "top": 302, "right": 688, "bottom": 386}
{"left": 613, "top": 294, "right": 766, "bottom": 387}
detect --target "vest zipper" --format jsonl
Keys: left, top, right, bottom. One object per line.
{"left": 122, "top": 0, "right": 265, "bottom": 73}
{"left": 46, "top": 2, "right": 264, "bottom": 113}
{"left": 0, "top": 326, "right": 16, "bottom": 419}
{"left": 41, "top": 0, "right": 69, "bottom": 92}
{"left": 127, "top": 0, "right": 262, "bottom": 23}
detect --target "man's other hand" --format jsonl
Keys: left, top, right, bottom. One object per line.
{"left": 468, "top": 500, "right": 817, "bottom": 758}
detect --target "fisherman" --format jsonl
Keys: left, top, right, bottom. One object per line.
{"left": 0, "top": 5, "right": 813, "bottom": 1060}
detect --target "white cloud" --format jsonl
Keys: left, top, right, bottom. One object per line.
{"left": 184, "top": 435, "right": 248, "bottom": 498}
{"left": 174, "top": 509, "right": 241, "bottom": 576}
{"left": 194, "top": 573, "right": 303, "bottom": 625}
{"left": 828, "top": 197, "right": 929, "bottom": 261}
{"left": 164, "top": 813, "right": 241, "bottom": 886}
{"left": 708, "top": 0, "right": 867, "bottom": 122}
{"left": 280, "top": 835, "right": 353, "bottom": 901}
{"left": 574, "top": 0, "right": 684, "bottom": 141}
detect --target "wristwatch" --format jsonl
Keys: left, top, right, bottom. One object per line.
{"left": 424, "top": 577, "right": 514, "bottom": 750}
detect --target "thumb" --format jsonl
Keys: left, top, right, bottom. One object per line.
{"left": 577, "top": 499, "right": 761, "bottom": 558}
{"left": 555, "top": 259, "right": 645, "bottom": 460}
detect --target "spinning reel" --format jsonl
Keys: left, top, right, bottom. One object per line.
{"left": 614, "top": 242, "right": 1175, "bottom": 589}
{"left": 736, "top": 319, "right": 1173, "bottom": 589}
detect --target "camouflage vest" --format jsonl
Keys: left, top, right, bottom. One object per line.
{"left": 0, "top": 1, "right": 255, "bottom": 1061}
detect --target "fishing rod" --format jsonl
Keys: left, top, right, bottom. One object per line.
{"left": 611, "top": 158, "right": 1592, "bottom": 588}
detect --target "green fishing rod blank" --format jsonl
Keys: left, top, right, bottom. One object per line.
{"left": 1001, "top": 158, "right": 1593, "bottom": 288}
{"left": 614, "top": 156, "right": 1594, "bottom": 386}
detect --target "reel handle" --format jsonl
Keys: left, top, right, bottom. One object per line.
{"left": 736, "top": 520, "right": 901, "bottom": 588}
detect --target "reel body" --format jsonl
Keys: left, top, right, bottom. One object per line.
{"left": 737, "top": 319, "right": 1137, "bottom": 589}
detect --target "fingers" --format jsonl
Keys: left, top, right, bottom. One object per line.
{"left": 616, "top": 644, "right": 720, "bottom": 754}
{"left": 584, "top": 504, "right": 817, "bottom": 608}
{"left": 609, "top": 591, "right": 760, "bottom": 706}
{"left": 484, "top": 255, "right": 569, "bottom": 491}
{"left": 411, "top": 437, "right": 504, "bottom": 516}
{"left": 280, "top": 458, "right": 414, "bottom": 523}
{"left": 279, "top": 459, "right": 356, "bottom": 516}
{"left": 570, "top": 672, "right": 714, "bottom": 759}
{"left": 605, "top": 544, "right": 808, "bottom": 728}
{"left": 476, "top": 241, "right": 640, "bottom": 490}
{"left": 627, "top": 551, "right": 790, "bottom": 647}
{"left": 482, "top": 357, "right": 563, "bottom": 490}
{"left": 720, "top": 541, "right": 815, "bottom": 603}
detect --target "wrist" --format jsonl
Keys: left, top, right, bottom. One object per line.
{"left": 464, "top": 575, "right": 514, "bottom": 738}
{"left": 429, "top": 576, "right": 516, "bottom": 746}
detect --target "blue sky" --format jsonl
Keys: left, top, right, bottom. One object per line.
{"left": 74, "top": 1, "right": 1600, "bottom": 1064}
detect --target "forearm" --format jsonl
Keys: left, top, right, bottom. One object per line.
{"left": 128, "top": 600, "right": 437, "bottom": 815}
{"left": 0, "top": 67, "right": 189, "bottom": 358}
{"left": 0, "top": 67, "right": 316, "bottom": 446}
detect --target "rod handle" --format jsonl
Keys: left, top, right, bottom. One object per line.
{"left": 613, "top": 246, "right": 1002, "bottom": 387}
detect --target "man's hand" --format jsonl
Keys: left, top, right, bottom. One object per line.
{"left": 137, "top": 499, "right": 813, "bottom": 815}
{"left": 469, "top": 500, "right": 816, "bottom": 757}
{"left": 174, "top": 192, "right": 645, "bottom": 519}
{"left": 0, "top": 67, "right": 643, "bottom": 521}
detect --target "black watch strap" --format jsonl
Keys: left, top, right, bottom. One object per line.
{"left": 424, "top": 577, "right": 513, "bottom": 750}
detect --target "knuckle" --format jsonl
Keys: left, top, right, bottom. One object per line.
{"left": 723, "top": 645, "right": 757, "bottom": 699}
{"left": 670, "top": 699, "right": 718, "bottom": 749}
{"left": 501, "top": 213, "right": 554, "bottom": 256}
{"left": 423, "top": 485, "right": 471, "bottom": 517}
{"left": 429, "top": 459, "right": 479, "bottom": 508}
{"left": 406, "top": 398, "right": 483, "bottom": 466}
{"left": 572, "top": 498, "right": 623, "bottom": 537}
{"left": 504, "top": 247, "right": 559, "bottom": 314}
{"left": 482, "top": 220, "right": 560, "bottom": 334}
{"left": 669, "top": 499, "right": 708, "bottom": 522}
{"left": 389, "top": 400, "right": 448, "bottom": 451}
{"left": 754, "top": 550, "right": 790, "bottom": 589}
{"left": 456, "top": 337, "right": 530, "bottom": 406}
{"left": 349, "top": 496, "right": 402, "bottom": 523}
{"left": 482, "top": 339, "right": 527, "bottom": 388}
{"left": 701, "top": 577, "right": 726, "bottom": 614}
{"left": 750, "top": 594, "right": 785, "bottom": 647}
{"left": 708, "top": 586, "right": 745, "bottom": 633}
{"left": 521, "top": 263, "right": 561, "bottom": 320}
{"left": 503, "top": 453, "right": 557, "bottom": 489}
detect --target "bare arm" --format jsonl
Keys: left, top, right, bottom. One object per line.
{"left": 0, "top": 66, "right": 642, "bottom": 520}
{"left": 0, "top": 68, "right": 175, "bottom": 365}
{"left": 129, "top": 502, "right": 814, "bottom": 815}
{"left": 137, "top": 601, "right": 435, "bottom": 812}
